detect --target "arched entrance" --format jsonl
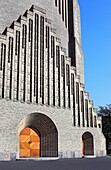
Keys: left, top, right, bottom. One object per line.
{"left": 20, "top": 127, "right": 40, "bottom": 158}
{"left": 82, "top": 132, "right": 94, "bottom": 156}
{"left": 19, "top": 113, "right": 58, "bottom": 158}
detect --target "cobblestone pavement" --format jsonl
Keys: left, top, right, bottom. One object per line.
{"left": 0, "top": 157, "right": 111, "bottom": 170}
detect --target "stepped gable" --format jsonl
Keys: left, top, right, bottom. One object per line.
{"left": 0, "top": 4, "right": 99, "bottom": 127}
{"left": 0, "top": 1, "right": 106, "bottom": 160}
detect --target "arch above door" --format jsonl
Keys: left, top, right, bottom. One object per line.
{"left": 82, "top": 132, "right": 94, "bottom": 156}
{"left": 19, "top": 113, "right": 58, "bottom": 158}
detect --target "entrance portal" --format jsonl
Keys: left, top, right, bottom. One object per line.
{"left": 82, "top": 132, "right": 94, "bottom": 156}
{"left": 19, "top": 113, "right": 58, "bottom": 158}
{"left": 20, "top": 127, "right": 40, "bottom": 158}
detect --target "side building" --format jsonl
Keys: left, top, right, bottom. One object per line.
{"left": 0, "top": 0, "right": 106, "bottom": 160}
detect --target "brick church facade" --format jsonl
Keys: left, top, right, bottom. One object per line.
{"left": 0, "top": 0, "right": 106, "bottom": 160}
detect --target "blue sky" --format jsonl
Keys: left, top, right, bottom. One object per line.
{"left": 78, "top": 0, "right": 111, "bottom": 108}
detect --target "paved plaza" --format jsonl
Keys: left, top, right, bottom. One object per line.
{"left": 0, "top": 157, "right": 111, "bottom": 170}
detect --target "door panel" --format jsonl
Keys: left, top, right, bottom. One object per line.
{"left": 20, "top": 127, "right": 40, "bottom": 158}
{"left": 82, "top": 132, "right": 94, "bottom": 156}
{"left": 82, "top": 140, "right": 84, "bottom": 155}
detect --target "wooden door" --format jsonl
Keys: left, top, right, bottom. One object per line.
{"left": 82, "top": 132, "right": 94, "bottom": 156}
{"left": 82, "top": 140, "right": 84, "bottom": 155}
{"left": 20, "top": 127, "right": 40, "bottom": 158}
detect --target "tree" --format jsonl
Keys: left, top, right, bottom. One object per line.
{"left": 98, "top": 104, "right": 111, "bottom": 154}
{"left": 98, "top": 104, "right": 111, "bottom": 116}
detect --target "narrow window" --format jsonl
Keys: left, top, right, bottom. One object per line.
{"left": 94, "top": 116, "right": 97, "bottom": 128}
{"left": 76, "top": 82, "right": 80, "bottom": 126}
{"left": 29, "top": 19, "right": 32, "bottom": 42}
{"left": 22, "top": 24, "right": 25, "bottom": 48}
{"left": 40, "top": 16, "right": 44, "bottom": 104}
{"left": 46, "top": 26, "right": 50, "bottom": 105}
{"left": 80, "top": 91, "right": 85, "bottom": 127}
{"left": 65, "top": 0, "right": 67, "bottom": 27}
{"left": 22, "top": 25, "right": 27, "bottom": 102}
{"left": 55, "top": 0, "right": 57, "bottom": 6}
{"left": 34, "top": 14, "right": 39, "bottom": 103}
{"left": 66, "top": 64, "right": 69, "bottom": 86}
{"left": 85, "top": 99, "right": 89, "bottom": 127}
{"left": 62, "top": 56, "right": 65, "bottom": 108}
{"left": 16, "top": 30, "right": 20, "bottom": 100}
{"left": 22, "top": 24, "right": 26, "bottom": 49}
{"left": 68, "top": 0, "right": 76, "bottom": 66}
{"left": 51, "top": 36, "right": 55, "bottom": 106}
{"left": 56, "top": 46, "right": 59, "bottom": 67}
{"left": 15, "top": 31, "right": 20, "bottom": 55}
{"left": 76, "top": 82, "right": 79, "bottom": 104}
{"left": 61, "top": 55, "right": 64, "bottom": 77}
{"left": 2, "top": 44, "right": 6, "bottom": 98}
{"left": 61, "top": 56, "right": 65, "bottom": 107}
{"left": 66, "top": 64, "right": 70, "bottom": 108}
{"left": 15, "top": 32, "right": 17, "bottom": 55}
{"left": 8, "top": 38, "right": 10, "bottom": 63}
{"left": 62, "top": 0, "right": 64, "bottom": 21}
{"left": 9, "top": 37, "right": 13, "bottom": 99}
{"left": 51, "top": 36, "right": 54, "bottom": 58}
{"left": 8, "top": 37, "right": 13, "bottom": 63}
{"left": 71, "top": 73, "right": 74, "bottom": 95}
{"left": 71, "top": 74, "right": 75, "bottom": 126}
{"left": 46, "top": 26, "right": 49, "bottom": 48}
{"left": 56, "top": 46, "right": 60, "bottom": 107}
{"left": 80, "top": 91, "right": 83, "bottom": 112}
{"left": 29, "top": 19, "right": 33, "bottom": 102}
{"left": 59, "top": 0, "right": 61, "bottom": 14}
{"left": 90, "top": 108, "right": 93, "bottom": 127}
{"left": 0, "top": 43, "right": 3, "bottom": 70}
